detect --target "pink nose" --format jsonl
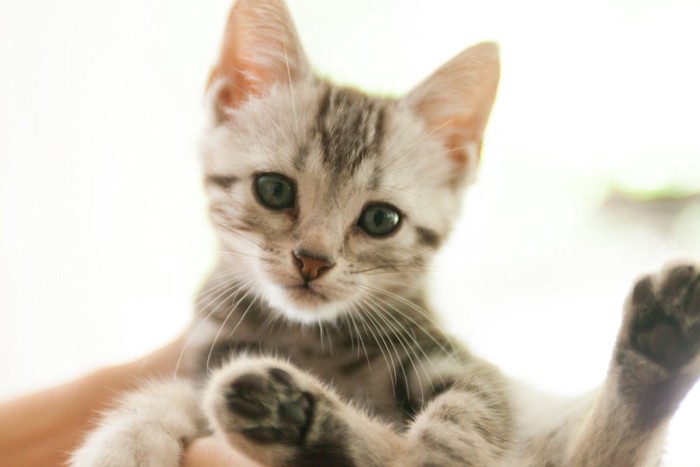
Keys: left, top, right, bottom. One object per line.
{"left": 293, "top": 250, "right": 334, "bottom": 282}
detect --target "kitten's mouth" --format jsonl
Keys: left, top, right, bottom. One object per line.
{"left": 264, "top": 281, "right": 344, "bottom": 323}
{"left": 284, "top": 284, "right": 329, "bottom": 304}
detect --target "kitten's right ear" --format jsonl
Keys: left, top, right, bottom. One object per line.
{"left": 206, "top": 0, "right": 311, "bottom": 120}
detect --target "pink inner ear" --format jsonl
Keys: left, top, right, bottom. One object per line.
{"left": 207, "top": 59, "right": 273, "bottom": 110}
{"left": 205, "top": 0, "right": 309, "bottom": 112}
{"left": 206, "top": 25, "right": 258, "bottom": 109}
{"left": 405, "top": 42, "right": 499, "bottom": 177}
{"left": 432, "top": 115, "right": 483, "bottom": 170}
{"left": 445, "top": 131, "right": 471, "bottom": 168}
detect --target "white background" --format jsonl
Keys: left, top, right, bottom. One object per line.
{"left": 1, "top": 0, "right": 699, "bottom": 465}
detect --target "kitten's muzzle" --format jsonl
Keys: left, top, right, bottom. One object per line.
{"left": 292, "top": 249, "right": 334, "bottom": 283}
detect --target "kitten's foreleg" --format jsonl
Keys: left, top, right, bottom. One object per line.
{"left": 204, "top": 355, "right": 404, "bottom": 467}
{"left": 392, "top": 357, "right": 513, "bottom": 466}
{"left": 564, "top": 264, "right": 700, "bottom": 467}
{"left": 70, "top": 379, "right": 206, "bottom": 467}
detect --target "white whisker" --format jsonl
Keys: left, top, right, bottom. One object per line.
{"left": 174, "top": 273, "right": 251, "bottom": 376}
{"left": 358, "top": 297, "right": 405, "bottom": 392}
{"left": 360, "top": 297, "right": 422, "bottom": 401}
{"left": 347, "top": 306, "right": 372, "bottom": 368}
{"left": 193, "top": 274, "right": 245, "bottom": 309}
{"left": 367, "top": 294, "right": 448, "bottom": 396}
{"left": 283, "top": 43, "right": 299, "bottom": 133}
{"left": 379, "top": 117, "right": 455, "bottom": 174}
{"left": 355, "top": 283, "right": 460, "bottom": 364}
{"left": 351, "top": 249, "right": 433, "bottom": 275}
{"left": 204, "top": 277, "right": 257, "bottom": 370}
{"left": 354, "top": 300, "right": 397, "bottom": 389}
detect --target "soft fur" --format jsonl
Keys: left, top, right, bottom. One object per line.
{"left": 70, "top": 1, "right": 700, "bottom": 466}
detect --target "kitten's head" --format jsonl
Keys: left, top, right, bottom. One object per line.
{"left": 200, "top": 0, "right": 499, "bottom": 323}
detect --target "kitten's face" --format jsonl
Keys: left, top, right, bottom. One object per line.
{"left": 202, "top": 83, "right": 461, "bottom": 322}
{"left": 200, "top": 0, "right": 499, "bottom": 323}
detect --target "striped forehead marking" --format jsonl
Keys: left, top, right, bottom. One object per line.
{"left": 314, "top": 86, "right": 386, "bottom": 178}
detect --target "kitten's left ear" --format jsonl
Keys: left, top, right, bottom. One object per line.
{"left": 404, "top": 42, "right": 500, "bottom": 179}
{"left": 206, "top": 0, "right": 312, "bottom": 119}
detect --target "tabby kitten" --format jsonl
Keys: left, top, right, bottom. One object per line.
{"left": 71, "top": 0, "right": 700, "bottom": 466}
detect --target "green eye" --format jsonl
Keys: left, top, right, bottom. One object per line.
{"left": 358, "top": 204, "right": 401, "bottom": 237}
{"left": 255, "top": 173, "right": 295, "bottom": 210}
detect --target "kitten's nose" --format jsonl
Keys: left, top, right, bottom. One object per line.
{"left": 292, "top": 249, "right": 334, "bottom": 282}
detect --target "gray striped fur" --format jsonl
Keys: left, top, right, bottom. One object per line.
{"left": 315, "top": 86, "right": 387, "bottom": 179}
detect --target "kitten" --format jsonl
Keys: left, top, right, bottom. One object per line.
{"left": 71, "top": 0, "right": 700, "bottom": 466}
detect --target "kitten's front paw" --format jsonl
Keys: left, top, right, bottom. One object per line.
{"left": 70, "top": 427, "right": 182, "bottom": 467}
{"left": 627, "top": 264, "right": 700, "bottom": 371}
{"left": 223, "top": 366, "right": 314, "bottom": 444}
{"left": 204, "top": 357, "right": 328, "bottom": 465}
{"left": 69, "top": 380, "right": 202, "bottom": 467}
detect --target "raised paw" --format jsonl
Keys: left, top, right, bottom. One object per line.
{"left": 627, "top": 264, "right": 700, "bottom": 371}
{"left": 614, "top": 263, "right": 700, "bottom": 427}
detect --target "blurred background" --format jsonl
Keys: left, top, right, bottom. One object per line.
{"left": 1, "top": 0, "right": 698, "bottom": 464}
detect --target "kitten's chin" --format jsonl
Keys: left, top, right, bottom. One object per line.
{"left": 262, "top": 283, "right": 345, "bottom": 324}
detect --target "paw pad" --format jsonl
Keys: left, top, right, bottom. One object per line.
{"left": 223, "top": 367, "right": 314, "bottom": 445}
{"left": 629, "top": 265, "right": 700, "bottom": 371}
